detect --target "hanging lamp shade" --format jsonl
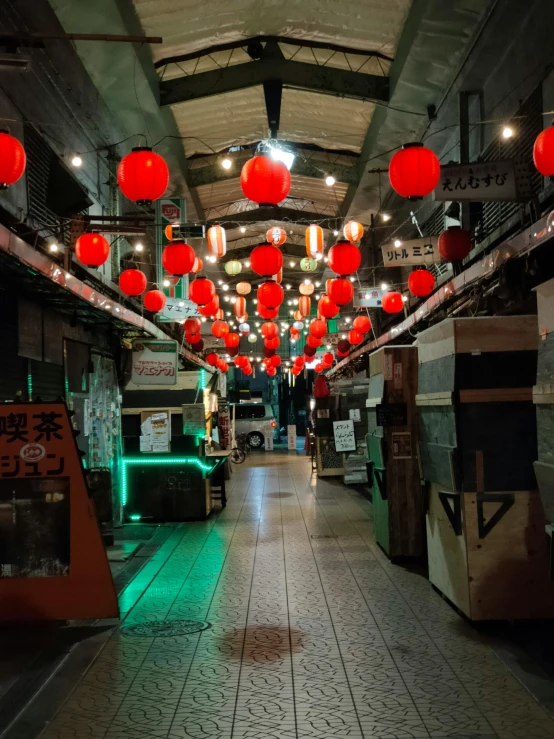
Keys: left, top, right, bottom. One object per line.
{"left": 343, "top": 221, "right": 364, "bottom": 243}
{"left": 119, "top": 269, "right": 147, "bottom": 297}
{"left": 162, "top": 241, "right": 195, "bottom": 276}
{"left": 306, "top": 334, "right": 321, "bottom": 349}
{"left": 266, "top": 227, "right": 287, "bottom": 246}
{"left": 199, "top": 295, "right": 220, "bottom": 317}
{"left": 318, "top": 296, "right": 340, "bottom": 319}
{"left": 247, "top": 333, "right": 257, "bottom": 344}
{"left": 381, "top": 291, "right": 404, "bottom": 314}
{"left": 257, "top": 303, "right": 279, "bottom": 319}
{"left": 243, "top": 365, "right": 253, "bottom": 376}
{"left": 227, "top": 346, "right": 239, "bottom": 357}
{"left": 265, "top": 336, "right": 280, "bottom": 349}
{"left": 299, "top": 282, "right": 314, "bottom": 296}
{"left": 0, "top": 131, "right": 26, "bottom": 188}
{"left": 438, "top": 226, "right": 471, "bottom": 261}
{"left": 353, "top": 315, "right": 371, "bottom": 334}
{"left": 337, "top": 339, "right": 351, "bottom": 354}
{"left": 184, "top": 317, "right": 201, "bottom": 334}
{"left": 189, "top": 277, "right": 216, "bottom": 306}
{"left": 300, "top": 257, "right": 317, "bottom": 272}
{"left": 144, "top": 289, "right": 167, "bottom": 313}
{"left": 117, "top": 147, "right": 169, "bottom": 204}
{"left": 328, "top": 240, "right": 361, "bottom": 276}
{"left": 225, "top": 260, "right": 242, "bottom": 276}
{"left": 219, "top": 361, "right": 229, "bottom": 373}
{"left": 389, "top": 143, "right": 440, "bottom": 200}
{"left": 261, "top": 321, "right": 278, "bottom": 339}
{"left": 236, "top": 281, "right": 251, "bottom": 295}
{"left": 336, "top": 349, "right": 349, "bottom": 358}
{"left": 191, "top": 256, "right": 203, "bottom": 274}
{"left": 257, "top": 280, "right": 284, "bottom": 309}
{"left": 224, "top": 332, "right": 240, "bottom": 348}
{"left": 299, "top": 295, "right": 311, "bottom": 317}
{"left": 207, "top": 225, "right": 227, "bottom": 258}
{"left": 251, "top": 243, "right": 283, "bottom": 276}
{"left": 348, "top": 329, "right": 363, "bottom": 345}
{"left": 211, "top": 320, "right": 230, "bottom": 338}
{"left": 240, "top": 154, "right": 291, "bottom": 205}
{"left": 186, "top": 331, "right": 202, "bottom": 345}
{"left": 533, "top": 126, "right": 554, "bottom": 178}
{"left": 310, "top": 318, "right": 327, "bottom": 339}
{"left": 306, "top": 224, "right": 324, "bottom": 257}
{"left": 294, "top": 356, "right": 305, "bottom": 366}
{"left": 75, "top": 233, "right": 110, "bottom": 268}
{"left": 408, "top": 268, "right": 435, "bottom": 298}
{"left": 234, "top": 296, "right": 246, "bottom": 318}
{"left": 235, "top": 355, "right": 249, "bottom": 368}
{"left": 323, "top": 352, "right": 334, "bottom": 366}
{"left": 328, "top": 278, "right": 354, "bottom": 307}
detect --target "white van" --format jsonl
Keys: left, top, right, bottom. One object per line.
{"left": 230, "top": 403, "right": 276, "bottom": 448}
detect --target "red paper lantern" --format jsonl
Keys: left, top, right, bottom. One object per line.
{"left": 186, "top": 332, "right": 202, "bottom": 344}
{"left": 211, "top": 320, "right": 230, "bottom": 338}
{"left": 337, "top": 339, "right": 351, "bottom": 354}
{"left": 251, "top": 243, "right": 283, "bottom": 276}
{"left": 313, "top": 376, "right": 330, "bottom": 397}
{"left": 192, "top": 339, "right": 204, "bottom": 352}
{"left": 199, "top": 296, "right": 220, "bottom": 317}
{"left": 533, "top": 126, "right": 554, "bottom": 179}
{"left": 382, "top": 291, "right": 404, "bottom": 314}
{"left": 206, "top": 353, "right": 219, "bottom": 367}
{"left": 257, "top": 280, "right": 284, "bottom": 309}
{"left": 207, "top": 225, "right": 227, "bottom": 258}
{"left": 263, "top": 347, "right": 276, "bottom": 358}
{"left": 267, "top": 366, "right": 277, "bottom": 377}
{"left": 224, "top": 332, "right": 240, "bottom": 348}
{"left": 219, "top": 361, "right": 229, "bottom": 373}
{"left": 310, "top": 318, "right": 327, "bottom": 339}
{"left": 162, "top": 241, "right": 195, "bottom": 276}
{"left": 348, "top": 330, "right": 363, "bottom": 345}
{"left": 269, "top": 355, "right": 281, "bottom": 368}
{"left": 266, "top": 227, "right": 287, "bottom": 246}
{"left": 75, "top": 233, "right": 110, "bottom": 268}
{"left": 261, "top": 321, "right": 278, "bottom": 339}
{"left": 235, "top": 355, "right": 249, "bottom": 368}
{"left": 408, "top": 268, "right": 435, "bottom": 298}
{"left": 293, "top": 310, "right": 304, "bottom": 322}
{"left": 189, "top": 277, "right": 216, "bottom": 306}
{"left": 228, "top": 346, "right": 239, "bottom": 357}
{"left": 265, "top": 336, "right": 280, "bottom": 349}
{"left": 299, "top": 296, "right": 311, "bottom": 317}
{"left": 119, "top": 269, "right": 147, "bottom": 297}
{"left": 0, "top": 131, "right": 26, "bottom": 188}
{"left": 323, "top": 352, "right": 334, "bottom": 365}
{"left": 315, "top": 363, "right": 324, "bottom": 373}
{"left": 294, "top": 356, "right": 305, "bottom": 367}
{"left": 234, "top": 296, "right": 247, "bottom": 319}
{"left": 328, "top": 241, "right": 361, "bottom": 276}
{"left": 117, "top": 147, "right": 169, "bottom": 204}
{"left": 343, "top": 221, "right": 364, "bottom": 243}
{"left": 438, "top": 226, "right": 471, "bottom": 262}
{"left": 389, "top": 143, "right": 440, "bottom": 200}
{"left": 215, "top": 309, "right": 225, "bottom": 321}
{"left": 304, "top": 345, "right": 317, "bottom": 357}
{"left": 236, "top": 281, "right": 251, "bottom": 296}
{"left": 306, "top": 335, "right": 322, "bottom": 349}
{"left": 144, "top": 289, "right": 166, "bottom": 313}
{"left": 240, "top": 155, "right": 291, "bottom": 205}
{"left": 257, "top": 303, "right": 279, "bottom": 319}
{"left": 243, "top": 365, "right": 253, "bottom": 376}
{"left": 306, "top": 224, "right": 324, "bottom": 257}
{"left": 353, "top": 315, "right": 371, "bottom": 334}
{"left": 328, "top": 278, "right": 354, "bottom": 307}
{"left": 184, "top": 317, "right": 201, "bottom": 334}
{"left": 191, "top": 256, "right": 203, "bottom": 274}
{"left": 318, "top": 296, "right": 339, "bottom": 319}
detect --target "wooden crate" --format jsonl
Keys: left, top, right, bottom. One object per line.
{"left": 366, "top": 346, "right": 423, "bottom": 559}
{"left": 427, "top": 484, "right": 554, "bottom": 620}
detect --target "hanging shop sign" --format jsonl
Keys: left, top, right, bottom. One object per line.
{"left": 381, "top": 236, "right": 442, "bottom": 267}
{"left": 333, "top": 419, "right": 357, "bottom": 453}
{"left": 158, "top": 297, "right": 200, "bottom": 322}
{"left": 433, "top": 159, "right": 531, "bottom": 202}
{"left": 131, "top": 340, "right": 178, "bottom": 385}
{"left": 353, "top": 287, "right": 385, "bottom": 308}
{"left": 156, "top": 198, "right": 187, "bottom": 299}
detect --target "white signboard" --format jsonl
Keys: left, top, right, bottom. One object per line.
{"left": 131, "top": 340, "right": 177, "bottom": 385}
{"left": 382, "top": 236, "right": 442, "bottom": 267}
{"left": 353, "top": 287, "right": 385, "bottom": 308}
{"left": 287, "top": 425, "right": 297, "bottom": 450}
{"left": 151, "top": 412, "right": 170, "bottom": 452}
{"left": 434, "top": 160, "right": 519, "bottom": 202}
{"left": 333, "top": 420, "right": 357, "bottom": 453}
{"left": 158, "top": 297, "right": 200, "bottom": 322}
{"left": 349, "top": 408, "right": 361, "bottom": 422}
{"left": 264, "top": 434, "right": 274, "bottom": 451}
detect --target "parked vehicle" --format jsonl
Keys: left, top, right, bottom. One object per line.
{"left": 230, "top": 402, "right": 276, "bottom": 449}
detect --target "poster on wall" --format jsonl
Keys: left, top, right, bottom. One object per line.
{"left": 333, "top": 420, "right": 357, "bottom": 453}
{"left": 131, "top": 340, "right": 177, "bottom": 386}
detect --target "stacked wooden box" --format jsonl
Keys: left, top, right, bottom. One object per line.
{"left": 418, "top": 315, "right": 554, "bottom": 620}
{"left": 366, "top": 346, "right": 423, "bottom": 559}
{"left": 313, "top": 396, "right": 343, "bottom": 477}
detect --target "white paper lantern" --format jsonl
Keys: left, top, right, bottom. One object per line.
{"left": 293, "top": 321, "right": 304, "bottom": 330}
{"left": 239, "top": 322, "right": 250, "bottom": 333}
{"left": 247, "top": 333, "right": 257, "bottom": 343}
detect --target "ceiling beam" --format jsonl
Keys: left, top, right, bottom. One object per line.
{"left": 160, "top": 58, "right": 389, "bottom": 107}
{"left": 206, "top": 207, "right": 340, "bottom": 230}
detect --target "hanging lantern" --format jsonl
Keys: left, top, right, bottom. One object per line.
{"left": 251, "top": 243, "right": 283, "bottom": 276}
{"left": 235, "top": 355, "right": 248, "bottom": 368}
{"left": 337, "top": 339, "right": 351, "bottom": 354}
{"left": 207, "top": 224, "right": 227, "bottom": 258}
{"left": 75, "top": 233, "right": 110, "bottom": 268}
{"left": 293, "top": 320, "right": 304, "bottom": 331}
{"left": 348, "top": 329, "right": 363, "bottom": 345}
{"left": 313, "top": 376, "right": 331, "bottom": 397}
{"left": 265, "top": 336, "right": 280, "bottom": 349}
{"left": 189, "top": 277, "right": 216, "bottom": 306}
{"left": 240, "top": 154, "right": 291, "bottom": 205}
{"left": 306, "top": 335, "right": 321, "bottom": 349}
{"left": 315, "top": 363, "right": 324, "bottom": 373}
{"left": 299, "top": 296, "right": 311, "bottom": 317}
{"left": 382, "top": 291, "right": 404, "bottom": 314}
{"left": 300, "top": 257, "right": 317, "bottom": 272}
{"left": 533, "top": 126, "right": 554, "bottom": 178}
{"left": 267, "top": 366, "right": 277, "bottom": 377}
{"left": 408, "top": 268, "right": 435, "bottom": 298}
{"left": 0, "top": 131, "right": 26, "bottom": 188}
{"left": 186, "top": 331, "right": 201, "bottom": 345}
{"left": 206, "top": 353, "right": 219, "bottom": 367}
{"left": 293, "top": 310, "right": 303, "bottom": 321}
{"left": 199, "top": 296, "right": 220, "bottom": 317}
{"left": 438, "top": 226, "right": 471, "bottom": 261}
{"left": 219, "top": 361, "right": 229, "bottom": 373}
{"left": 261, "top": 321, "right": 278, "bottom": 339}
{"left": 266, "top": 227, "right": 287, "bottom": 246}
{"left": 239, "top": 322, "right": 250, "bottom": 334}
{"left": 270, "top": 355, "right": 281, "bottom": 368}
{"left": 274, "top": 268, "right": 283, "bottom": 284}
{"left": 224, "top": 332, "right": 240, "bottom": 348}
{"left": 323, "top": 352, "right": 334, "bottom": 366}
{"left": 304, "top": 345, "right": 317, "bottom": 358}
{"left": 258, "top": 303, "right": 279, "bottom": 319}
{"left": 227, "top": 346, "right": 239, "bottom": 357}
{"left": 211, "top": 320, "right": 230, "bottom": 338}
{"left": 328, "top": 278, "right": 354, "bottom": 307}
{"left": 257, "top": 280, "right": 284, "bottom": 309}
{"left": 299, "top": 282, "right": 314, "bottom": 296}
{"left": 117, "top": 147, "right": 169, "bottom": 205}
{"left": 310, "top": 318, "right": 327, "bottom": 339}
{"left": 263, "top": 346, "right": 276, "bottom": 358}
{"left": 343, "top": 221, "right": 364, "bottom": 243}
{"left": 294, "top": 356, "right": 305, "bottom": 366}
{"left": 185, "top": 317, "right": 201, "bottom": 334}
{"left": 236, "top": 313, "right": 248, "bottom": 324}
{"left": 236, "top": 281, "right": 252, "bottom": 296}
{"left": 215, "top": 308, "right": 225, "bottom": 320}
{"left": 389, "top": 143, "right": 440, "bottom": 200}
{"left": 336, "top": 349, "right": 348, "bottom": 358}
{"left": 243, "top": 365, "right": 253, "bottom": 376}
{"left": 328, "top": 240, "right": 361, "bottom": 276}
{"left": 353, "top": 315, "right": 371, "bottom": 334}
{"left": 119, "top": 269, "right": 147, "bottom": 297}
{"left": 162, "top": 241, "right": 195, "bottom": 276}
{"left": 234, "top": 296, "right": 246, "bottom": 318}
{"left": 225, "top": 260, "right": 242, "bottom": 276}
{"left": 164, "top": 223, "right": 179, "bottom": 241}
{"left": 191, "top": 256, "right": 203, "bottom": 274}
{"left": 318, "top": 296, "right": 339, "bottom": 319}
{"left": 247, "top": 333, "right": 258, "bottom": 344}
{"left": 144, "top": 289, "right": 167, "bottom": 313}
{"left": 306, "top": 224, "right": 324, "bottom": 258}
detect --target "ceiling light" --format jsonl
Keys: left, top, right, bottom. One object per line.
{"left": 71, "top": 155, "right": 82, "bottom": 167}
{"left": 163, "top": 279, "right": 170, "bottom": 287}
{"left": 201, "top": 316, "right": 207, "bottom": 322}
{"left": 255, "top": 322, "right": 260, "bottom": 327}
{"left": 349, "top": 276, "right": 355, "bottom": 282}
{"left": 333, "top": 230, "right": 339, "bottom": 236}
{"left": 402, "top": 295, "right": 408, "bottom": 302}
{"left": 380, "top": 282, "right": 388, "bottom": 290}
{"left": 179, "top": 301, "right": 185, "bottom": 307}
{"left": 315, "top": 281, "right": 320, "bottom": 287}
{"left": 345, "top": 317, "right": 351, "bottom": 323}
{"left": 326, "top": 345, "right": 331, "bottom": 349}
{"left": 315, "top": 253, "right": 323, "bottom": 261}
{"left": 222, "top": 284, "right": 229, "bottom": 291}
{"left": 381, "top": 213, "right": 391, "bottom": 222}
{"left": 231, "top": 297, "right": 236, "bottom": 303}
{"left": 208, "top": 255, "right": 217, "bottom": 262}
{"left": 315, "top": 294, "right": 321, "bottom": 300}
{"left": 502, "top": 126, "right": 514, "bottom": 139}
{"left": 394, "top": 239, "right": 402, "bottom": 248}
{"left": 304, "top": 278, "right": 311, "bottom": 285}
{"left": 325, "top": 175, "right": 336, "bottom": 187}
{"left": 226, "top": 311, "right": 232, "bottom": 316}
{"left": 286, "top": 283, "right": 291, "bottom": 289}
{"left": 240, "top": 227, "right": 246, "bottom": 233}
{"left": 270, "top": 146, "right": 295, "bottom": 170}
{"left": 323, "top": 256, "right": 328, "bottom": 263}
{"left": 289, "top": 261, "right": 295, "bottom": 267}
{"left": 218, "top": 279, "right": 223, "bottom": 285}
{"left": 289, "top": 310, "right": 294, "bottom": 316}
{"left": 244, "top": 260, "right": 250, "bottom": 267}
{"left": 135, "top": 242, "right": 144, "bottom": 252}
{"left": 224, "top": 296, "right": 230, "bottom": 302}
{"left": 221, "top": 157, "right": 232, "bottom": 169}
{"left": 48, "top": 243, "right": 59, "bottom": 253}
{"left": 341, "top": 334, "right": 347, "bottom": 339}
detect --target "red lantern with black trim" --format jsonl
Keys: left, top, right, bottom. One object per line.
{"left": 327, "top": 240, "right": 361, "bottom": 276}
{"left": 353, "top": 315, "right": 371, "bottom": 334}
{"left": 348, "top": 330, "right": 364, "bottom": 345}
{"left": 144, "top": 290, "right": 167, "bottom": 313}
{"left": 310, "top": 318, "right": 327, "bottom": 339}
{"left": 224, "top": 332, "right": 240, "bottom": 348}
{"left": 186, "top": 331, "right": 201, "bottom": 345}
{"left": 261, "top": 321, "right": 278, "bottom": 339}
{"left": 189, "top": 277, "right": 216, "bottom": 306}
{"left": 306, "top": 335, "right": 322, "bottom": 349}
{"left": 119, "top": 269, "right": 147, "bottom": 297}
{"left": 75, "top": 233, "right": 110, "bottom": 268}
{"left": 337, "top": 339, "right": 351, "bottom": 354}
{"left": 328, "top": 278, "right": 354, "bottom": 307}
{"left": 199, "top": 295, "right": 220, "bottom": 317}
{"left": 0, "top": 131, "right": 26, "bottom": 188}
{"left": 250, "top": 243, "right": 283, "bottom": 276}
{"left": 257, "top": 303, "right": 279, "bottom": 320}
{"left": 117, "top": 147, "right": 169, "bottom": 205}
{"left": 533, "top": 125, "right": 554, "bottom": 179}
{"left": 318, "top": 296, "right": 339, "bottom": 320}
{"left": 265, "top": 336, "right": 280, "bottom": 350}
{"left": 240, "top": 155, "right": 291, "bottom": 205}
{"left": 408, "top": 268, "right": 435, "bottom": 298}
{"left": 211, "top": 320, "right": 229, "bottom": 338}
{"left": 389, "top": 143, "right": 440, "bottom": 200}
{"left": 438, "top": 226, "right": 471, "bottom": 262}
{"left": 382, "top": 291, "right": 404, "bottom": 314}
{"left": 257, "top": 280, "right": 284, "bottom": 309}
{"left": 161, "top": 241, "right": 195, "bottom": 276}
{"left": 184, "top": 317, "right": 201, "bottom": 334}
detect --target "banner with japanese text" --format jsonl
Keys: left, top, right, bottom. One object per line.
{"left": 131, "top": 340, "right": 178, "bottom": 385}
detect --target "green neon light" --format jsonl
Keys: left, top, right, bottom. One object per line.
{"left": 129, "top": 514, "right": 142, "bottom": 521}
{"left": 199, "top": 369, "right": 207, "bottom": 390}
{"left": 27, "top": 373, "right": 33, "bottom": 401}
{"left": 120, "top": 456, "right": 216, "bottom": 507}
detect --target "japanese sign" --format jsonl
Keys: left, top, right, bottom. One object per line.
{"left": 382, "top": 236, "right": 442, "bottom": 267}
{"left": 131, "top": 340, "right": 178, "bottom": 386}
{"left": 287, "top": 425, "right": 297, "bottom": 450}
{"left": 333, "top": 420, "right": 357, "bottom": 453}
{"left": 392, "top": 431, "right": 413, "bottom": 459}
{"left": 434, "top": 160, "right": 520, "bottom": 202}
{"left": 349, "top": 409, "right": 361, "bottom": 422}
{"left": 158, "top": 297, "right": 200, "bottom": 323}
{"left": 353, "top": 287, "right": 385, "bottom": 309}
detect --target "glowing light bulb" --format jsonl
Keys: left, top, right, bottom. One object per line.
{"left": 221, "top": 158, "right": 232, "bottom": 169}
{"left": 394, "top": 239, "right": 402, "bottom": 248}
{"left": 325, "top": 175, "right": 336, "bottom": 186}
{"left": 71, "top": 155, "right": 82, "bottom": 167}
{"left": 381, "top": 213, "right": 391, "bottom": 222}
{"left": 380, "top": 283, "right": 388, "bottom": 290}
{"left": 502, "top": 126, "right": 514, "bottom": 139}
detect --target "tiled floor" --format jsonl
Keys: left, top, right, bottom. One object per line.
{"left": 39, "top": 453, "right": 554, "bottom": 739}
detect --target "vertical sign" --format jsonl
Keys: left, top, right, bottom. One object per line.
{"left": 156, "top": 198, "right": 187, "bottom": 299}
{"left": 287, "top": 425, "right": 297, "bottom": 450}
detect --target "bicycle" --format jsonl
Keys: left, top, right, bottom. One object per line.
{"left": 229, "top": 433, "right": 248, "bottom": 464}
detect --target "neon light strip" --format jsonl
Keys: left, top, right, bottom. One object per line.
{"left": 120, "top": 456, "right": 216, "bottom": 507}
